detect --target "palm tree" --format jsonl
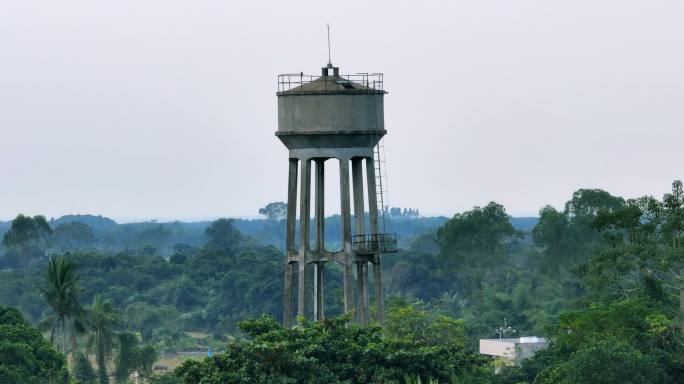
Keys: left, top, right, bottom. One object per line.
{"left": 87, "top": 294, "right": 121, "bottom": 384}
{"left": 40, "top": 256, "right": 85, "bottom": 357}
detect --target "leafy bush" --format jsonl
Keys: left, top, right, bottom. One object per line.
{"left": 175, "top": 315, "right": 488, "bottom": 384}
{"left": 0, "top": 305, "right": 70, "bottom": 384}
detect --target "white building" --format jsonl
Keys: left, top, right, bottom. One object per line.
{"left": 479, "top": 337, "right": 547, "bottom": 365}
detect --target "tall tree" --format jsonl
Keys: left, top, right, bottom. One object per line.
{"left": 114, "top": 332, "right": 138, "bottom": 382}
{"left": 659, "top": 181, "right": 684, "bottom": 334}
{"left": 114, "top": 332, "right": 157, "bottom": 383}
{"left": 532, "top": 205, "right": 572, "bottom": 275}
{"left": 436, "top": 202, "right": 517, "bottom": 269}
{"left": 73, "top": 352, "right": 97, "bottom": 384}
{"left": 87, "top": 295, "right": 121, "bottom": 384}
{"left": 587, "top": 181, "right": 684, "bottom": 333}
{"left": 204, "top": 218, "right": 242, "bottom": 251}
{"left": 258, "top": 202, "right": 287, "bottom": 220}
{"left": 565, "top": 188, "right": 625, "bottom": 252}
{"left": 532, "top": 189, "right": 626, "bottom": 272}
{"left": 565, "top": 188, "right": 626, "bottom": 218}
{"left": 2, "top": 214, "right": 52, "bottom": 263}
{"left": 52, "top": 222, "right": 96, "bottom": 251}
{"left": 134, "top": 224, "right": 172, "bottom": 249}
{"left": 40, "top": 256, "right": 85, "bottom": 357}
{"left": 435, "top": 202, "right": 519, "bottom": 297}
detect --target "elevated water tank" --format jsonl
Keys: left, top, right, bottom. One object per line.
{"left": 276, "top": 64, "right": 386, "bottom": 150}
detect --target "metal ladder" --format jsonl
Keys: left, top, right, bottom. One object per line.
{"left": 374, "top": 139, "right": 388, "bottom": 234}
{"left": 363, "top": 76, "right": 388, "bottom": 234}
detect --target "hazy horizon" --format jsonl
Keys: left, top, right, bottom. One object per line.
{"left": 2, "top": 1, "right": 683, "bottom": 222}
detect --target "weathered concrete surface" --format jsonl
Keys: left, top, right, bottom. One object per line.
{"left": 314, "top": 262, "right": 324, "bottom": 321}
{"left": 339, "top": 159, "right": 355, "bottom": 316}
{"left": 283, "top": 158, "right": 298, "bottom": 328}
{"left": 277, "top": 64, "right": 388, "bottom": 326}
{"left": 314, "top": 159, "right": 325, "bottom": 321}
{"left": 297, "top": 160, "right": 311, "bottom": 319}
{"left": 278, "top": 94, "right": 384, "bottom": 134}
{"left": 352, "top": 158, "right": 369, "bottom": 325}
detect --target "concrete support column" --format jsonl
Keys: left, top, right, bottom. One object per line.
{"left": 314, "top": 263, "right": 324, "bottom": 321}
{"left": 352, "top": 158, "right": 368, "bottom": 325}
{"left": 362, "top": 263, "right": 369, "bottom": 321}
{"left": 356, "top": 263, "right": 367, "bottom": 325}
{"left": 315, "top": 159, "right": 325, "bottom": 252}
{"left": 365, "top": 158, "right": 379, "bottom": 238}
{"left": 366, "top": 157, "right": 384, "bottom": 325}
{"left": 283, "top": 263, "right": 294, "bottom": 327}
{"left": 314, "top": 159, "right": 325, "bottom": 321}
{"left": 339, "top": 158, "right": 355, "bottom": 316}
{"left": 283, "top": 158, "right": 299, "bottom": 327}
{"left": 297, "top": 159, "right": 311, "bottom": 319}
{"left": 372, "top": 261, "right": 384, "bottom": 325}
{"left": 351, "top": 158, "right": 366, "bottom": 237}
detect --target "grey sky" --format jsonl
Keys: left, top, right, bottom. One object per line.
{"left": 1, "top": 0, "right": 683, "bottom": 222}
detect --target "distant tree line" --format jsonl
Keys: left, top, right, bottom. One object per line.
{"left": 385, "top": 206, "right": 420, "bottom": 218}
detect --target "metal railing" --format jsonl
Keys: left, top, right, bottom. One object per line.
{"left": 352, "top": 233, "right": 397, "bottom": 254}
{"left": 277, "top": 73, "right": 383, "bottom": 93}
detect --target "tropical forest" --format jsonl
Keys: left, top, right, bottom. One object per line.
{"left": 2, "top": 181, "right": 684, "bottom": 383}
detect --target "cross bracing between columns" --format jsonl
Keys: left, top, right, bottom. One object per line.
{"left": 281, "top": 154, "right": 394, "bottom": 327}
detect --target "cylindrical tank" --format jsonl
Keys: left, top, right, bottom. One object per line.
{"left": 276, "top": 64, "right": 386, "bottom": 150}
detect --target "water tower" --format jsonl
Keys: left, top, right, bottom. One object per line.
{"left": 277, "top": 62, "right": 396, "bottom": 327}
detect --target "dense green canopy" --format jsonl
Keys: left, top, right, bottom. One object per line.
{"left": 0, "top": 305, "right": 69, "bottom": 384}
{"left": 2, "top": 183, "right": 684, "bottom": 383}
{"left": 175, "top": 315, "right": 487, "bottom": 384}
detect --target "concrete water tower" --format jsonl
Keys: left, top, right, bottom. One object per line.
{"left": 277, "top": 62, "right": 396, "bottom": 327}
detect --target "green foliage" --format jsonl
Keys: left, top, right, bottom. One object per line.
{"left": 114, "top": 332, "right": 138, "bottom": 382}
{"left": 258, "top": 202, "right": 287, "bottom": 221}
{"left": 40, "top": 256, "right": 85, "bottom": 357}
{"left": 5, "top": 182, "right": 684, "bottom": 383}
{"left": 114, "top": 332, "right": 158, "bottom": 382}
{"left": 385, "top": 299, "right": 468, "bottom": 348}
{"left": 402, "top": 376, "right": 439, "bottom": 384}
{"left": 436, "top": 202, "right": 518, "bottom": 269}
{"left": 0, "top": 305, "right": 70, "bottom": 384}
{"left": 148, "top": 373, "right": 182, "bottom": 384}
{"left": 73, "top": 352, "right": 97, "bottom": 384}
{"left": 553, "top": 299, "right": 682, "bottom": 355}
{"left": 0, "top": 218, "right": 285, "bottom": 348}
{"left": 52, "top": 222, "right": 96, "bottom": 252}
{"left": 532, "top": 206, "right": 572, "bottom": 275}
{"left": 0, "top": 213, "right": 455, "bottom": 259}
{"left": 1, "top": 214, "right": 53, "bottom": 267}
{"left": 87, "top": 295, "right": 120, "bottom": 384}
{"left": 532, "top": 189, "right": 625, "bottom": 275}
{"left": 175, "top": 315, "right": 487, "bottom": 384}
{"left": 535, "top": 341, "right": 664, "bottom": 384}
{"left": 432, "top": 202, "right": 522, "bottom": 318}
{"left": 204, "top": 219, "right": 242, "bottom": 252}
{"left": 2, "top": 214, "right": 52, "bottom": 250}
{"left": 565, "top": 188, "right": 626, "bottom": 218}
{"left": 583, "top": 181, "right": 684, "bottom": 303}
{"left": 524, "top": 182, "right": 684, "bottom": 383}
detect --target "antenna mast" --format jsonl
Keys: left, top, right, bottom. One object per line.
{"left": 326, "top": 23, "right": 332, "bottom": 65}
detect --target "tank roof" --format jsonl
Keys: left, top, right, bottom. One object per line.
{"left": 277, "top": 65, "right": 385, "bottom": 95}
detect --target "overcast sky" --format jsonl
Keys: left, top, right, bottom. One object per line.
{"left": 1, "top": 0, "right": 683, "bottom": 222}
